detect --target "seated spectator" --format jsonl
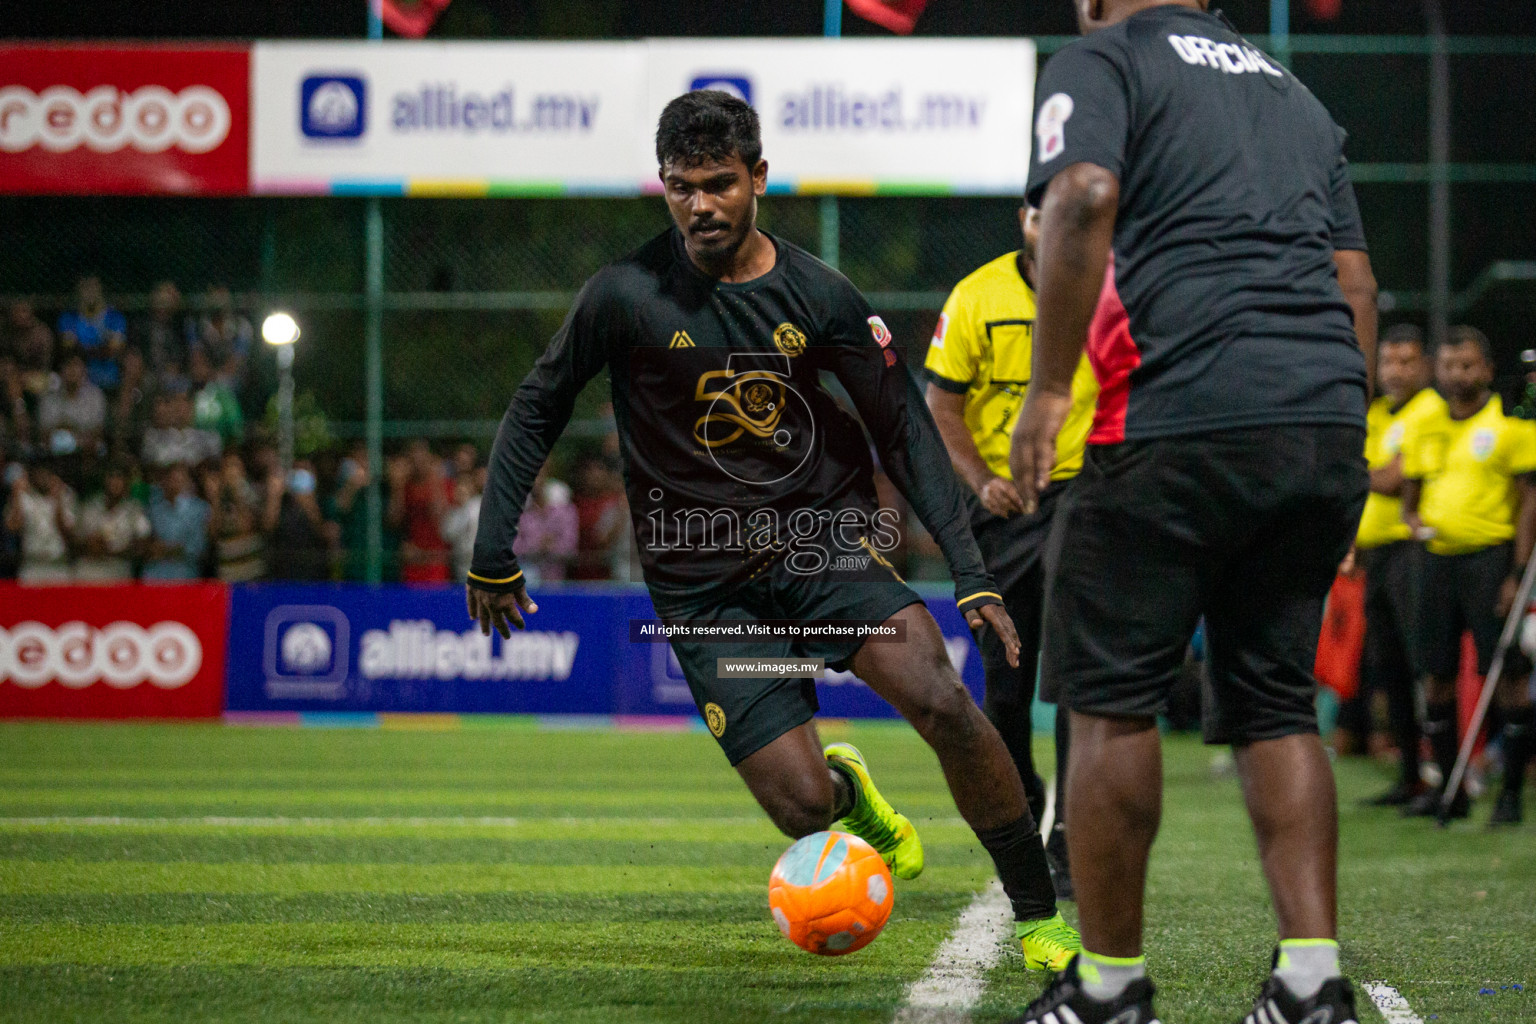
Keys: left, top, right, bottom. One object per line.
{"left": 266, "top": 458, "right": 335, "bottom": 581}
{"left": 142, "top": 463, "right": 209, "bottom": 580}
{"left": 0, "top": 355, "right": 31, "bottom": 455}
{"left": 189, "top": 346, "right": 243, "bottom": 445}
{"left": 57, "top": 275, "right": 128, "bottom": 393}
{"left": 72, "top": 460, "right": 150, "bottom": 581}
{"left": 4, "top": 460, "right": 76, "bottom": 583}
{"left": 37, "top": 352, "right": 107, "bottom": 458}
{"left": 141, "top": 388, "right": 221, "bottom": 469}
{"left": 204, "top": 451, "right": 266, "bottom": 582}
{"left": 326, "top": 441, "right": 371, "bottom": 581}
{"left": 3, "top": 300, "right": 53, "bottom": 400}
{"left": 514, "top": 465, "right": 578, "bottom": 587}
{"left": 389, "top": 440, "right": 453, "bottom": 583}
{"left": 572, "top": 454, "right": 627, "bottom": 580}
{"left": 137, "top": 281, "right": 188, "bottom": 389}
{"left": 109, "top": 346, "right": 154, "bottom": 457}
{"left": 190, "top": 286, "right": 253, "bottom": 389}
{"left": 441, "top": 449, "right": 484, "bottom": 582}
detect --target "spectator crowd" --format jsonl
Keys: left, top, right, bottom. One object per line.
{"left": 1, "top": 276, "right": 632, "bottom": 584}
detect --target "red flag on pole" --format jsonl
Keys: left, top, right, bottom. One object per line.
{"left": 381, "top": 0, "right": 452, "bottom": 38}
{"left": 844, "top": 0, "right": 932, "bottom": 35}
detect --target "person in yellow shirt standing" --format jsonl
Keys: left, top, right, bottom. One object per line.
{"left": 925, "top": 207, "right": 1099, "bottom": 903}
{"left": 1354, "top": 325, "right": 1441, "bottom": 806}
{"left": 1401, "top": 325, "right": 1536, "bottom": 824}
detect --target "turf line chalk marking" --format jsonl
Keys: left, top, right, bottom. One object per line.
{"left": 1364, "top": 982, "right": 1425, "bottom": 1024}
{"left": 1039, "top": 776, "right": 1057, "bottom": 839}
{"left": 0, "top": 815, "right": 778, "bottom": 828}
{"left": 892, "top": 878, "right": 1014, "bottom": 1024}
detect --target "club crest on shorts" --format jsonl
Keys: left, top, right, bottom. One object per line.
{"left": 704, "top": 702, "right": 728, "bottom": 737}
{"left": 774, "top": 322, "right": 807, "bottom": 357}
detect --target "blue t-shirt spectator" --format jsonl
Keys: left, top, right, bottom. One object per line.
{"left": 57, "top": 306, "right": 128, "bottom": 391}
{"left": 143, "top": 471, "right": 210, "bottom": 580}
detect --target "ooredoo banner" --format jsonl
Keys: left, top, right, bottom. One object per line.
{"left": 0, "top": 583, "right": 229, "bottom": 717}
{"left": 0, "top": 45, "right": 250, "bottom": 195}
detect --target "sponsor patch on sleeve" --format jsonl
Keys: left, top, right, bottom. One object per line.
{"left": 1035, "top": 92, "right": 1074, "bottom": 164}
{"left": 868, "top": 315, "right": 892, "bottom": 348}
{"left": 930, "top": 311, "right": 949, "bottom": 349}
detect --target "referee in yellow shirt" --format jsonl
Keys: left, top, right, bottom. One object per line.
{"left": 924, "top": 208, "right": 1099, "bottom": 897}
{"left": 1401, "top": 325, "right": 1536, "bottom": 824}
{"left": 1354, "top": 325, "right": 1440, "bottom": 806}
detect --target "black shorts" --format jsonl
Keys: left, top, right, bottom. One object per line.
{"left": 967, "top": 481, "right": 1069, "bottom": 709}
{"left": 1359, "top": 540, "right": 1423, "bottom": 688}
{"left": 649, "top": 547, "right": 922, "bottom": 766}
{"left": 1418, "top": 544, "right": 1511, "bottom": 678}
{"left": 1041, "top": 425, "right": 1368, "bottom": 745}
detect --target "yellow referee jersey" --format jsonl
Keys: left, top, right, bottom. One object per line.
{"left": 1403, "top": 394, "right": 1536, "bottom": 555}
{"left": 1356, "top": 388, "right": 1445, "bottom": 549}
{"left": 923, "top": 252, "right": 1099, "bottom": 482}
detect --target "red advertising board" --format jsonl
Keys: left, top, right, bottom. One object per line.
{"left": 0, "top": 45, "right": 249, "bottom": 195}
{"left": 0, "top": 583, "right": 228, "bottom": 718}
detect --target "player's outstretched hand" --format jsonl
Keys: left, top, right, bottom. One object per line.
{"left": 466, "top": 583, "right": 538, "bottom": 639}
{"left": 1009, "top": 387, "right": 1073, "bottom": 515}
{"left": 965, "top": 603, "right": 1021, "bottom": 668}
{"left": 978, "top": 475, "right": 1027, "bottom": 518}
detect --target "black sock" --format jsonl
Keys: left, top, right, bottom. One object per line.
{"left": 1424, "top": 700, "right": 1459, "bottom": 784}
{"left": 974, "top": 815, "right": 1057, "bottom": 922}
{"left": 1500, "top": 706, "right": 1536, "bottom": 798}
{"left": 1054, "top": 706, "right": 1071, "bottom": 825}
{"left": 827, "top": 763, "right": 856, "bottom": 820}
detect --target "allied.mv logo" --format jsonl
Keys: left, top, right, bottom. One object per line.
{"left": 301, "top": 75, "right": 367, "bottom": 139}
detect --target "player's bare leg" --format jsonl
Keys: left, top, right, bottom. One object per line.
{"left": 1233, "top": 733, "right": 1338, "bottom": 940}
{"left": 851, "top": 603, "right": 1029, "bottom": 830}
{"left": 1065, "top": 711, "right": 1162, "bottom": 957}
{"left": 734, "top": 721, "right": 851, "bottom": 839}
{"left": 853, "top": 602, "right": 1077, "bottom": 967}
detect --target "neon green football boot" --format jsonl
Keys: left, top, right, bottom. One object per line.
{"left": 1017, "top": 912, "right": 1082, "bottom": 971}
{"left": 824, "top": 742, "right": 924, "bottom": 880}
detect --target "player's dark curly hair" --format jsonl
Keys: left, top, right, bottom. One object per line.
{"left": 655, "top": 90, "right": 762, "bottom": 171}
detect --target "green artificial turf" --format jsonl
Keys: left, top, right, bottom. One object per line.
{"left": 0, "top": 721, "right": 1529, "bottom": 1023}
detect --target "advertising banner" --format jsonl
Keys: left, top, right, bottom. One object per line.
{"left": 644, "top": 38, "right": 1034, "bottom": 194}
{"left": 0, "top": 45, "right": 250, "bottom": 195}
{"left": 250, "top": 42, "right": 646, "bottom": 196}
{"left": 0, "top": 583, "right": 228, "bottom": 718}
{"left": 225, "top": 584, "right": 985, "bottom": 718}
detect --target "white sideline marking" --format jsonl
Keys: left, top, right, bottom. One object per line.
{"left": 0, "top": 815, "right": 770, "bottom": 828}
{"left": 893, "top": 878, "right": 1014, "bottom": 1024}
{"left": 1039, "top": 776, "right": 1057, "bottom": 839}
{"left": 1364, "top": 982, "right": 1424, "bottom": 1024}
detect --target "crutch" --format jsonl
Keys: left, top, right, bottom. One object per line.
{"left": 1437, "top": 541, "right": 1536, "bottom": 825}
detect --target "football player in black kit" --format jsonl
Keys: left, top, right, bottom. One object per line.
{"left": 466, "top": 91, "right": 1081, "bottom": 969}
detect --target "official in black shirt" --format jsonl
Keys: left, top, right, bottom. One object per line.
{"left": 467, "top": 91, "right": 1079, "bottom": 952}
{"left": 1006, "top": 3, "right": 1378, "bottom": 1023}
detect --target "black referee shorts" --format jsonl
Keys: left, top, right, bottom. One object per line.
{"left": 1418, "top": 543, "right": 1510, "bottom": 679}
{"left": 1040, "top": 425, "right": 1368, "bottom": 745}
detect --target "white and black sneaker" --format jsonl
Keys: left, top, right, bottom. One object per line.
{"left": 1007, "top": 955, "right": 1160, "bottom": 1024}
{"left": 1237, "top": 973, "right": 1359, "bottom": 1024}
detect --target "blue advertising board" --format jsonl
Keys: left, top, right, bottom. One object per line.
{"left": 226, "top": 584, "right": 988, "bottom": 718}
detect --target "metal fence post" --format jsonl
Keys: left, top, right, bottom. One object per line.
{"left": 1426, "top": 0, "right": 1451, "bottom": 352}
{"left": 1270, "top": 0, "right": 1291, "bottom": 67}
{"left": 364, "top": 199, "right": 384, "bottom": 583}
{"left": 821, "top": 0, "right": 842, "bottom": 269}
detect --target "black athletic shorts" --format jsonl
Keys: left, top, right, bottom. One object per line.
{"left": 967, "top": 480, "right": 1069, "bottom": 709}
{"left": 649, "top": 545, "right": 923, "bottom": 766}
{"left": 1040, "top": 425, "right": 1368, "bottom": 745}
{"left": 1418, "top": 543, "right": 1511, "bottom": 678}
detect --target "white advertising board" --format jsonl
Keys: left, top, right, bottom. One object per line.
{"left": 644, "top": 38, "right": 1035, "bottom": 194}
{"left": 251, "top": 39, "right": 1035, "bottom": 196}
{"left": 251, "top": 42, "right": 646, "bottom": 195}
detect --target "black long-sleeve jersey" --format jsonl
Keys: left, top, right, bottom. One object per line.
{"left": 469, "top": 228, "right": 1001, "bottom": 614}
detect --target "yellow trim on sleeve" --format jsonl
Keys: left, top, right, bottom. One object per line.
{"left": 468, "top": 570, "right": 524, "bottom": 585}
{"left": 958, "top": 591, "right": 1003, "bottom": 605}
